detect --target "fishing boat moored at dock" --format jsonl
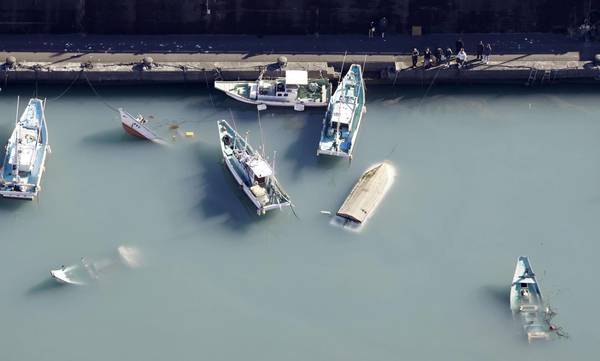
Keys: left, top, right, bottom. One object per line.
{"left": 214, "top": 70, "right": 331, "bottom": 110}
{"left": 0, "top": 97, "right": 49, "bottom": 200}
{"left": 217, "top": 119, "right": 292, "bottom": 215}
{"left": 317, "top": 64, "right": 366, "bottom": 159}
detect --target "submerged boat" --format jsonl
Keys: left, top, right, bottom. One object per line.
{"left": 0, "top": 98, "right": 49, "bottom": 200}
{"left": 119, "top": 108, "right": 165, "bottom": 143}
{"left": 50, "top": 246, "right": 141, "bottom": 286}
{"left": 214, "top": 70, "right": 331, "bottom": 110}
{"left": 510, "top": 256, "right": 553, "bottom": 342}
{"left": 317, "top": 64, "right": 366, "bottom": 159}
{"left": 217, "top": 120, "right": 292, "bottom": 215}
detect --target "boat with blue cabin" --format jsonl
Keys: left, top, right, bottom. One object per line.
{"left": 510, "top": 256, "right": 553, "bottom": 342}
{"left": 217, "top": 120, "right": 292, "bottom": 215}
{"left": 317, "top": 64, "right": 366, "bottom": 159}
{"left": 0, "top": 98, "right": 49, "bottom": 200}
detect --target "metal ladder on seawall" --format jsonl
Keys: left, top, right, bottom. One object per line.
{"left": 526, "top": 68, "right": 538, "bottom": 86}
{"left": 540, "top": 70, "right": 552, "bottom": 84}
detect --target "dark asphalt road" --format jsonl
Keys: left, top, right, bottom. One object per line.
{"left": 0, "top": 33, "right": 599, "bottom": 59}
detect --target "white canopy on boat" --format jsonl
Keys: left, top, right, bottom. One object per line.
{"left": 247, "top": 157, "right": 273, "bottom": 178}
{"left": 331, "top": 101, "right": 354, "bottom": 125}
{"left": 285, "top": 70, "right": 308, "bottom": 85}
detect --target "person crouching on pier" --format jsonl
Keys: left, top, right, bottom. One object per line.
{"left": 434, "top": 47, "right": 443, "bottom": 65}
{"left": 457, "top": 48, "right": 467, "bottom": 68}
{"left": 483, "top": 43, "right": 492, "bottom": 64}
{"left": 444, "top": 48, "right": 453, "bottom": 68}
{"left": 411, "top": 48, "right": 419, "bottom": 68}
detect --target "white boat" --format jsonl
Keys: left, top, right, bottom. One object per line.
{"left": 119, "top": 108, "right": 165, "bottom": 144}
{"left": 317, "top": 64, "right": 366, "bottom": 159}
{"left": 214, "top": 70, "right": 331, "bottom": 110}
{"left": 217, "top": 120, "right": 292, "bottom": 215}
{"left": 50, "top": 246, "right": 141, "bottom": 286}
{"left": 510, "top": 256, "right": 553, "bottom": 342}
{"left": 0, "top": 97, "right": 49, "bottom": 200}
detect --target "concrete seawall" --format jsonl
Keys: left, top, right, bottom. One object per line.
{"left": 2, "top": 55, "right": 598, "bottom": 86}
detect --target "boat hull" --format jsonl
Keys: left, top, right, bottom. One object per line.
{"left": 0, "top": 98, "right": 49, "bottom": 200}
{"left": 119, "top": 108, "right": 164, "bottom": 143}
{"left": 217, "top": 120, "right": 291, "bottom": 215}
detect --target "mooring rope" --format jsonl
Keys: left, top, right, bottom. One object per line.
{"left": 82, "top": 72, "right": 119, "bottom": 112}
{"left": 49, "top": 69, "right": 83, "bottom": 102}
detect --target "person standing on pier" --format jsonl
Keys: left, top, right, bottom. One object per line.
{"left": 455, "top": 38, "right": 464, "bottom": 54}
{"left": 379, "top": 17, "right": 388, "bottom": 39}
{"left": 457, "top": 48, "right": 467, "bottom": 68}
{"left": 411, "top": 48, "right": 419, "bottom": 68}
{"left": 434, "top": 47, "right": 443, "bottom": 65}
{"left": 368, "top": 21, "right": 375, "bottom": 38}
{"left": 476, "top": 41, "right": 484, "bottom": 61}
{"left": 424, "top": 48, "right": 432, "bottom": 68}
{"left": 483, "top": 43, "right": 492, "bottom": 64}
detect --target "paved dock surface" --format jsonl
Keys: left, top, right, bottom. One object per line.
{"left": 0, "top": 33, "right": 599, "bottom": 84}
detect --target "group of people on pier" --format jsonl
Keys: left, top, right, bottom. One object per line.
{"left": 410, "top": 39, "right": 492, "bottom": 69}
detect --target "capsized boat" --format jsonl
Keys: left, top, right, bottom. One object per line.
{"left": 50, "top": 246, "right": 141, "bottom": 286}
{"left": 317, "top": 64, "right": 366, "bottom": 159}
{"left": 510, "top": 256, "right": 554, "bottom": 342}
{"left": 119, "top": 108, "right": 165, "bottom": 144}
{"left": 214, "top": 70, "right": 331, "bottom": 110}
{"left": 0, "top": 97, "right": 49, "bottom": 200}
{"left": 217, "top": 120, "right": 292, "bottom": 215}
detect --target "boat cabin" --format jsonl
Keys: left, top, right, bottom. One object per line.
{"left": 256, "top": 70, "right": 308, "bottom": 99}
{"left": 245, "top": 157, "right": 273, "bottom": 185}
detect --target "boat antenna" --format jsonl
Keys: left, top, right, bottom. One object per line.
{"left": 228, "top": 108, "right": 238, "bottom": 134}
{"left": 339, "top": 50, "right": 347, "bottom": 82}
{"left": 256, "top": 107, "right": 266, "bottom": 157}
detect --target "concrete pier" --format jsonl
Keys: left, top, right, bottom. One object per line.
{"left": 1, "top": 34, "right": 599, "bottom": 86}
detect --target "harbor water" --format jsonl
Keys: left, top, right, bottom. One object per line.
{"left": 1, "top": 83, "right": 599, "bottom": 360}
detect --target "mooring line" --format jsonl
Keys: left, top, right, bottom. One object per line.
{"left": 49, "top": 69, "right": 84, "bottom": 102}
{"left": 82, "top": 72, "right": 119, "bottom": 112}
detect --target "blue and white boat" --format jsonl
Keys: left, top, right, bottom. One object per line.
{"left": 510, "top": 256, "right": 553, "bottom": 342}
{"left": 217, "top": 120, "right": 292, "bottom": 215}
{"left": 0, "top": 98, "right": 49, "bottom": 200}
{"left": 317, "top": 64, "right": 366, "bottom": 159}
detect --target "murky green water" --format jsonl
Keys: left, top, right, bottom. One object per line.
{"left": 1, "top": 83, "right": 598, "bottom": 360}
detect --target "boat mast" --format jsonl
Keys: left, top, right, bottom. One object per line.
{"left": 14, "top": 96, "right": 20, "bottom": 183}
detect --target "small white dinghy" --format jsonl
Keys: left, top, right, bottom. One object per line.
{"left": 119, "top": 108, "right": 165, "bottom": 144}
{"left": 510, "top": 256, "right": 554, "bottom": 342}
{"left": 50, "top": 246, "right": 141, "bottom": 286}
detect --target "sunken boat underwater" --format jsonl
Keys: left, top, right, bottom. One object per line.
{"left": 217, "top": 120, "right": 292, "bottom": 215}
{"left": 214, "top": 70, "right": 331, "bottom": 110}
{"left": 0, "top": 98, "right": 49, "bottom": 200}
{"left": 510, "top": 256, "right": 556, "bottom": 343}
{"left": 317, "top": 64, "right": 366, "bottom": 159}
{"left": 337, "top": 161, "right": 394, "bottom": 226}
{"left": 50, "top": 246, "right": 141, "bottom": 286}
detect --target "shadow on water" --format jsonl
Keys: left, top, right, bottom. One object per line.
{"left": 27, "top": 277, "right": 67, "bottom": 296}
{"left": 80, "top": 128, "right": 152, "bottom": 146}
{"left": 192, "top": 143, "right": 255, "bottom": 232}
{"left": 0, "top": 198, "right": 25, "bottom": 213}
{"left": 282, "top": 110, "right": 349, "bottom": 175}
